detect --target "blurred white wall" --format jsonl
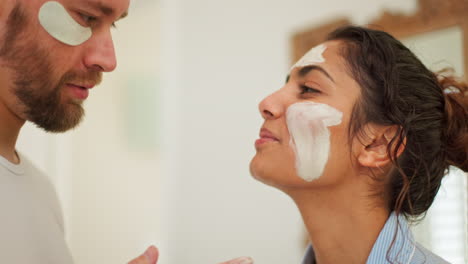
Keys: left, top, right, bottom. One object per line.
{"left": 158, "top": 0, "right": 418, "bottom": 263}
{"left": 65, "top": 1, "right": 163, "bottom": 263}
{"left": 17, "top": 0, "right": 424, "bottom": 263}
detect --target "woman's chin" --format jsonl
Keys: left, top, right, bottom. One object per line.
{"left": 249, "top": 156, "right": 263, "bottom": 181}
{"left": 250, "top": 157, "right": 274, "bottom": 184}
{"left": 249, "top": 156, "right": 301, "bottom": 190}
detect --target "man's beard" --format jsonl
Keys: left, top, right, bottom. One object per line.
{"left": 0, "top": 4, "right": 102, "bottom": 132}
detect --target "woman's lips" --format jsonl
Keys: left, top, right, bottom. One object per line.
{"left": 255, "top": 128, "right": 279, "bottom": 147}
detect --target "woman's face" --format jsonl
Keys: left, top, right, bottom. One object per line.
{"left": 250, "top": 40, "right": 363, "bottom": 190}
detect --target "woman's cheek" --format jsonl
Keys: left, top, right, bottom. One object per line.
{"left": 286, "top": 102, "right": 343, "bottom": 182}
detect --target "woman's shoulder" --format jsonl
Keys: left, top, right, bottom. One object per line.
{"left": 300, "top": 212, "right": 451, "bottom": 264}
{"left": 367, "top": 212, "right": 450, "bottom": 264}
{"left": 411, "top": 243, "right": 450, "bottom": 264}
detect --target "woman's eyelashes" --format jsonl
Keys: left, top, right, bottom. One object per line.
{"left": 300, "top": 85, "right": 321, "bottom": 95}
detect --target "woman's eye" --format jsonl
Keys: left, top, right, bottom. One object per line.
{"left": 300, "top": 85, "right": 321, "bottom": 94}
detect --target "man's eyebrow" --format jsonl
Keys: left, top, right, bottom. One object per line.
{"left": 83, "top": 1, "right": 129, "bottom": 19}
{"left": 118, "top": 11, "right": 128, "bottom": 20}
{"left": 299, "top": 65, "right": 335, "bottom": 83}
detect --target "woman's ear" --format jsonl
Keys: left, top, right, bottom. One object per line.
{"left": 357, "top": 125, "right": 405, "bottom": 168}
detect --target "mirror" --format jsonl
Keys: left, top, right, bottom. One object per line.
{"left": 401, "top": 26, "right": 467, "bottom": 264}
{"left": 402, "top": 26, "right": 464, "bottom": 75}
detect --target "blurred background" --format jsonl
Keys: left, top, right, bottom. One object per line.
{"left": 16, "top": 0, "right": 467, "bottom": 263}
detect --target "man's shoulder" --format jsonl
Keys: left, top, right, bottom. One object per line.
{"left": 17, "top": 153, "right": 66, "bottom": 231}
{"left": 18, "top": 153, "right": 56, "bottom": 189}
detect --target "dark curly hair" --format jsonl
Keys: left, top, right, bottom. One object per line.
{"left": 326, "top": 26, "right": 468, "bottom": 218}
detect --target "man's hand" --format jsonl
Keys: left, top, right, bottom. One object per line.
{"left": 218, "top": 256, "right": 254, "bottom": 264}
{"left": 128, "top": 246, "right": 159, "bottom": 264}
{"left": 127, "top": 245, "right": 253, "bottom": 264}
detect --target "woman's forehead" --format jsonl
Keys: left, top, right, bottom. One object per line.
{"left": 291, "top": 41, "right": 350, "bottom": 82}
{"left": 321, "top": 41, "right": 356, "bottom": 82}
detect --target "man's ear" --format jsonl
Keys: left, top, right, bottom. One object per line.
{"left": 357, "top": 125, "right": 405, "bottom": 168}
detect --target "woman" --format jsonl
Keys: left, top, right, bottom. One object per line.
{"left": 250, "top": 26, "right": 467, "bottom": 264}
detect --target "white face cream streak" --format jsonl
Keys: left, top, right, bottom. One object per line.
{"left": 38, "top": 1, "right": 92, "bottom": 46}
{"left": 291, "top": 43, "right": 327, "bottom": 70}
{"left": 286, "top": 102, "right": 342, "bottom": 182}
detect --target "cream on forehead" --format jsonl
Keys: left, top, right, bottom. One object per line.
{"left": 286, "top": 102, "right": 342, "bottom": 182}
{"left": 291, "top": 44, "right": 327, "bottom": 70}
{"left": 38, "top": 1, "right": 92, "bottom": 46}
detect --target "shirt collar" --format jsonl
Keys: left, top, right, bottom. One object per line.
{"left": 367, "top": 212, "right": 416, "bottom": 263}
{"left": 301, "top": 212, "right": 416, "bottom": 264}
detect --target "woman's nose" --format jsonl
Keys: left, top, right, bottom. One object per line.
{"left": 258, "top": 91, "right": 284, "bottom": 120}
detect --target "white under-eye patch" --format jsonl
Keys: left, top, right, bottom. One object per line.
{"left": 38, "top": 1, "right": 92, "bottom": 46}
{"left": 291, "top": 44, "right": 327, "bottom": 70}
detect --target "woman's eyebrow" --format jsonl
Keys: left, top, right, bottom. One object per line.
{"left": 299, "top": 65, "right": 335, "bottom": 83}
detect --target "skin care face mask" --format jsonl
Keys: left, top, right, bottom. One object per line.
{"left": 38, "top": 1, "right": 92, "bottom": 46}
{"left": 286, "top": 102, "right": 342, "bottom": 182}
{"left": 291, "top": 43, "right": 327, "bottom": 70}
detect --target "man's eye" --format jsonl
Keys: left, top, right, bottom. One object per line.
{"left": 79, "top": 13, "right": 97, "bottom": 24}
{"left": 300, "top": 85, "right": 321, "bottom": 94}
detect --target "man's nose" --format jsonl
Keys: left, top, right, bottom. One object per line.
{"left": 82, "top": 29, "right": 117, "bottom": 72}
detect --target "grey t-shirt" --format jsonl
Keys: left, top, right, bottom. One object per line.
{"left": 0, "top": 153, "right": 74, "bottom": 263}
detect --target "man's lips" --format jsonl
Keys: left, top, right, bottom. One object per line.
{"left": 67, "top": 82, "right": 95, "bottom": 89}
{"left": 66, "top": 83, "right": 95, "bottom": 100}
{"left": 255, "top": 128, "right": 280, "bottom": 146}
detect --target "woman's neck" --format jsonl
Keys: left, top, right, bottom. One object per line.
{"left": 288, "top": 182, "right": 390, "bottom": 264}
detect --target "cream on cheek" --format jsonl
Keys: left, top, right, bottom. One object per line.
{"left": 286, "top": 102, "right": 342, "bottom": 182}
{"left": 38, "top": 1, "right": 92, "bottom": 46}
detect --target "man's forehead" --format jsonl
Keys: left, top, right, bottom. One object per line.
{"left": 84, "top": 0, "right": 129, "bottom": 16}
{"left": 63, "top": 0, "right": 129, "bottom": 18}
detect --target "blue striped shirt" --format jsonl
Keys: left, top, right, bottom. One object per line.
{"left": 301, "top": 212, "right": 449, "bottom": 263}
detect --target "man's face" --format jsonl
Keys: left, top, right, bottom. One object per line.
{"left": 0, "top": 0, "right": 129, "bottom": 132}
